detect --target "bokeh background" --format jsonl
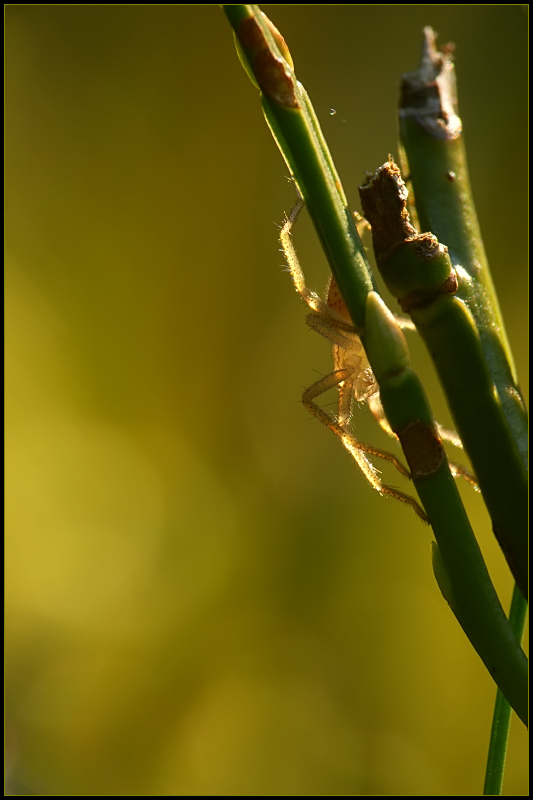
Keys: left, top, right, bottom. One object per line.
{"left": 5, "top": 5, "right": 528, "bottom": 795}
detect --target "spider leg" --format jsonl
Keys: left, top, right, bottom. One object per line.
{"left": 280, "top": 195, "right": 327, "bottom": 314}
{"left": 448, "top": 462, "right": 479, "bottom": 490}
{"left": 368, "top": 392, "right": 396, "bottom": 438}
{"left": 434, "top": 424, "right": 478, "bottom": 488}
{"left": 435, "top": 423, "right": 462, "bottom": 449}
{"left": 305, "top": 311, "right": 359, "bottom": 351}
{"left": 281, "top": 195, "right": 354, "bottom": 327}
{"left": 302, "top": 367, "right": 428, "bottom": 522}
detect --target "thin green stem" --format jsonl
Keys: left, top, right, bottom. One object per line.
{"left": 398, "top": 28, "right": 528, "bottom": 596}
{"left": 223, "top": 3, "right": 528, "bottom": 726}
{"left": 223, "top": 4, "right": 373, "bottom": 329}
{"left": 359, "top": 158, "right": 527, "bottom": 599}
{"left": 483, "top": 585, "right": 528, "bottom": 795}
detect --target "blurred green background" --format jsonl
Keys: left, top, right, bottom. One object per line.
{"left": 5, "top": 5, "right": 528, "bottom": 795}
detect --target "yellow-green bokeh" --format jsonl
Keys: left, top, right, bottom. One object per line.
{"left": 6, "top": 5, "right": 527, "bottom": 795}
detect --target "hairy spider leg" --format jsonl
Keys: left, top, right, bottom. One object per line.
{"left": 301, "top": 368, "right": 429, "bottom": 522}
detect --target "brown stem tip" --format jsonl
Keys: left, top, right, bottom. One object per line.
{"left": 399, "top": 26, "right": 462, "bottom": 141}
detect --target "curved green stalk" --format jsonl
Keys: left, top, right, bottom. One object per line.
{"left": 397, "top": 28, "right": 528, "bottom": 597}
{"left": 483, "top": 585, "right": 528, "bottom": 795}
{"left": 366, "top": 296, "right": 527, "bottom": 725}
{"left": 359, "top": 158, "right": 527, "bottom": 599}
{"left": 222, "top": 4, "right": 527, "bottom": 725}
{"left": 224, "top": 3, "right": 373, "bottom": 329}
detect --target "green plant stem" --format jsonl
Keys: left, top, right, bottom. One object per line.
{"left": 359, "top": 158, "right": 527, "bottom": 599}
{"left": 483, "top": 584, "right": 528, "bottom": 795}
{"left": 223, "top": 4, "right": 528, "bottom": 725}
{"left": 397, "top": 28, "right": 528, "bottom": 597}
{"left": 224, "top": 4, "right": 373, "bottom": 330}
{"left": 410, "top": 293, "right": 527, "bottom": 599}
{"left": 370, "top": 305, "right": 527, "bottom": 726}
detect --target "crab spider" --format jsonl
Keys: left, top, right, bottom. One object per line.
{"left": 280, "top": 192, "right": 477, "bottom": 522}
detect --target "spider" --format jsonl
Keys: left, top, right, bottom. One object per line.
{"left": 280, "top": 192, "right": 477, "bottom": 522}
